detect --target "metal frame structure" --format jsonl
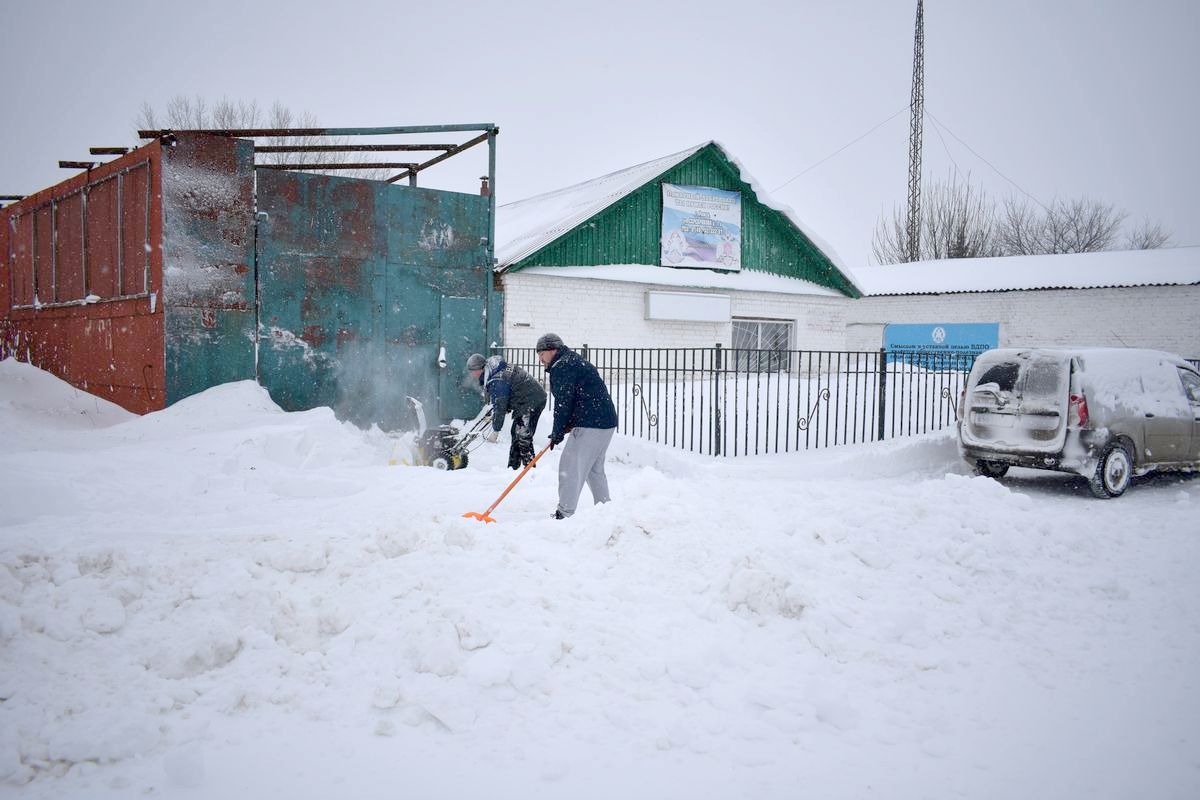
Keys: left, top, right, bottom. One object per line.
{"left": 10, "top": 123, "right": 500, "bottom": 209}
{"left": 134, "top": 123, "right": 497, "bottom": 188}
{"left": 12, "top": 122, "right": 499, "bottom": 210}
{"left": 905, "top": 0, "right": 925, "bottom": 263}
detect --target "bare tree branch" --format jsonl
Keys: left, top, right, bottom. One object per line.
{"left": 872, "top": 174, "right": 999, "bottom": 263}
{"left": 1126, "top": 218, "right": 1172, "bottom": 249}
{"left": 871, "top": 204, "right": 909, "bottom": 265}
{"left": 998, "top": 197, "right": 1126, "bottom": 254}
{"left": 876, "top": 177, "right": 1173, "bottom": 264}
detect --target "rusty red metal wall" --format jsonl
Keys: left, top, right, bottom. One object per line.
{"left": 1, "top": 142, "right": 166, "bottom": 413}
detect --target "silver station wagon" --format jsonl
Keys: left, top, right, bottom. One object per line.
{"left": 958, "top": 348, "right": 1200, "bottom": 498}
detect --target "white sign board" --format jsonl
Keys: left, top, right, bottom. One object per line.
{"left": 661, "top": 184, "right": 742, "bottom": 271}
{"left": 645, "top": 291, "right": 732, "bottom": 323}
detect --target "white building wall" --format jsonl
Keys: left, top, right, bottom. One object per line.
{"left": 500, "top": 273, "right": 847, "bottom": 350}
{"left": 846, "top": 286, "right": 1200, "bottom": 357}
{"left": 501, "top": 273, "right": 1200, "bottom": 359}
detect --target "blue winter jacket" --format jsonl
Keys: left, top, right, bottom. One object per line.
{"left": 480, "top": 355, "right": 547, "bottom": 432}
{"left": 547, "top": 346, "right": 617, "bottom": 441}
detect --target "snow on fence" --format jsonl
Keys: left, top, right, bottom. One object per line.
{"left": 493, "top": 346, "right": 978, "bottom": 457}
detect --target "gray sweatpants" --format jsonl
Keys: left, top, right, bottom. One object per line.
{"left": 556, "top": 426, "right": 615, "bottom": 517}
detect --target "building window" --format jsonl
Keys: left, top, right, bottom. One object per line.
{"left": 732, "top": 318, "right": 792, "bottom": 371}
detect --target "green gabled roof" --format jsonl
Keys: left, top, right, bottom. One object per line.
{"left": 495, "top": 142, "right": 861, "bottom": 298}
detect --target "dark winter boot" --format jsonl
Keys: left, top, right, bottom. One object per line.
{"left": 513, "top": 413, "right": 535, "bottom": 467}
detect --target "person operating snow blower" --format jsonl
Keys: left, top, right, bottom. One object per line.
{"left": 466, "top": 353, "right": 547, "bottom": 469}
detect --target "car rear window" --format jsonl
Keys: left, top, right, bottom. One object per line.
{"left": 970, "top": 353, "right": 1068, "bottom": 402}
{"left": 1022, "top": 354, "right": 1068, "bottom": 401}
{"left": 977, "top": 362, "right": 1019, "bottom": 391}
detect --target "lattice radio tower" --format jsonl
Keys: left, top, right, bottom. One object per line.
{"left": 906, "top": 0, "right": 925, "bottom": 262}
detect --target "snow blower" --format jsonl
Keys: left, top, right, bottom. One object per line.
{"left": 397, "top": 397, "right": 492, "bottom": 470}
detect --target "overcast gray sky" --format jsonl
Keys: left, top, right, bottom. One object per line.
{"left": 3, "top": 0, "right": 1197, "bottom": 268}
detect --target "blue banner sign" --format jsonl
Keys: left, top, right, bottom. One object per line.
{"left": 884, "top": 323, "right": 998, "bottom": 368}
{"left": 660, "top": 184, "right": 742, "bottom": 271}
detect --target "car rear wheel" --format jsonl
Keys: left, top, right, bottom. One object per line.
{"left": 1089, "top": 440, "right": 1133, "bottom": 498}
{"left": 974, "top": 460, "right": 1009, "bottom": 479}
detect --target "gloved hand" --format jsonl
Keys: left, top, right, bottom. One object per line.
{"left": 548, "top": 433, "right": 564, "bottom": 450}
{"left": 484, "top": 430, "right": 499, "bottom": 444}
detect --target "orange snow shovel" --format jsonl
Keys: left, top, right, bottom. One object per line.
{"left": 463, "top": 442, "right": 554, "bottom": 523}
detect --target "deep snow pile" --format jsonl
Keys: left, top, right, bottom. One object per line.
{"left": 1, "top": 359, "right": 1198, "bottom": 799}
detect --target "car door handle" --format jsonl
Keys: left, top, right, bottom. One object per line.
{"left": 1145, "top": 413, "right": 1155, "bottom": 418}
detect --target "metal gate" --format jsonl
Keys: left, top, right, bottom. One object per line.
{"left": 255, "top": 169, "right": 490, "bottom": 429}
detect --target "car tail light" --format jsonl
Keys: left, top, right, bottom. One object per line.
{"left": 957, "top": 386, "right": 967, "bottom": 420}
{"left": 1069, "top": 392, "right": 1089, "bottom": 427}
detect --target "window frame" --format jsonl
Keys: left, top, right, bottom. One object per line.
{"left": 731, "top": 317, "right": 794, "bottom": 372}
{"left": 8, "top": 160, "right": 153, "bottom": 311}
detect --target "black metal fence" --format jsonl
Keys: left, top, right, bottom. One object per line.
{"left": 492, "top": 345, "right": 979, "bottom": 457}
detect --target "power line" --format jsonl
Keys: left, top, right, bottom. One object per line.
{"left": 924, "top": 109, "right": 1049, "bottom": 211}
{"left": 771, "top": 106, "right": 908, "bottom": 193}
{"left": 924, "top": 110, "right": 962, "bottom": 182}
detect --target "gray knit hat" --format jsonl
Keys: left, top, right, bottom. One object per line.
{"left": 465, "top": 353, "right": 486, "bottom": 370}
{"left": 535, "top": 333, "right": 564, "bottom": 352}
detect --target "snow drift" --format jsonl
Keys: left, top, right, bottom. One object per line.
{"left": 1, "top": 359, "right": 1198, "bottom": 799}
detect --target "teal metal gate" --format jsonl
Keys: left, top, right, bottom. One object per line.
{"left": 255, "top": 170, "right": 490, "bottom": 429}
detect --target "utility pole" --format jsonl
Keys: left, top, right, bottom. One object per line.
{"left": 906, "top": 0, "right": 925, "bottom": 262}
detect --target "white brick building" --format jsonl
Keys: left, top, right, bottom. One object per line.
{"left": 495, "top": 144, "right": 1200, "bottom": 359}
{"left": 501, "top": 267, "right": 850, "bottom": 352}
{"left": 500, "top": 257, "right": 1199, "bottom": 358}
{"left": 847, "top": 247, "right": 1200, "bottom": 356}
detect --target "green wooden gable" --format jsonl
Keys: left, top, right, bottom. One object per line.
{"left": 505, "top": 143, "right": 860, "bottom": 298}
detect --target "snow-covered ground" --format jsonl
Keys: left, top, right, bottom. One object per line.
{"left": 2, "top": 358, "right": 1198, "bottom": 799}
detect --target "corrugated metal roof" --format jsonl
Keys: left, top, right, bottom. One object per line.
{"left": 851, "top": 246, "right": 1200, "bottom": 296}
{"left": 495, "top": 143, "right": 707, "bottom": 269}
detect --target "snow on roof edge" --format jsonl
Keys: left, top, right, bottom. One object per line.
{"left": 850, "top": 246, "right": 1200, "bottom": 296}
{"left": 860, "top": 279, "right": 1200, "bottom": 297}
{"left": 495, "top": 142, "right": 708, "bottom": 269}
{"left": 498, "top": 141, "right": 707, "bottom": 213}
{"left": 710, "top": 140, "right": 863, "bottom": 296}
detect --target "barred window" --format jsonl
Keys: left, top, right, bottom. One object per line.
{"left": 732, "top": 318, "right": 792, "bottom": 372}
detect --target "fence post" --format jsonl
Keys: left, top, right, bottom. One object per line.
{"left": 713, "top": 342, "right": 722, "bottom": 457}
{"left": 877, "top": 348, "right": 888, "bottom": 441}
{"left": 581, "top": 343, "right": 589, "bottom": 361}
